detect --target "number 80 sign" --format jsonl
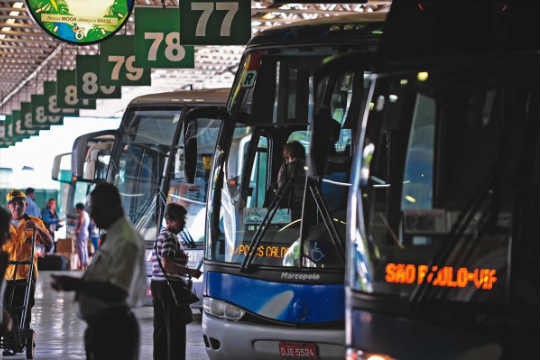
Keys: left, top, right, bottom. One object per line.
{"left": 180, "top": 0, "right": 251, "bottom": 45}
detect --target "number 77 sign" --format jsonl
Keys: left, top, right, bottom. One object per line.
{"left": 180, "top": 0, "right": 251, "bottom": 45}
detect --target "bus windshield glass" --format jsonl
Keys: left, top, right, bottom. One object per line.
{"left": 350, "top": 66, "right": 538, "bottom": 303}
{"left": 166, "top": 117, "right": 222, "bottom": 245}
{"left": 113, "top": 109, "right": 181, "bottom": 240}
{"left": 207, "top": 52, "right": 358, "bottom": 269}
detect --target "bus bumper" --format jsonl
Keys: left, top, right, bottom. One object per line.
{"left": 202, "top": 314, "right": 345, "bottom": 360}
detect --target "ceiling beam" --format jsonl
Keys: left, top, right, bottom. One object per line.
{"left": 0, "top": 7, "right": 28, "bottom": 12}
{"left": 0, "top": 37, "right": 56, "bottom": 43}
{"left": 0, "top": 22, "right": 35, "bottom": 28}
{"left": 0, "top": 29, "right": 46, "bottom": 36}
{"left": 0, "top": 14, "right": 29, "bottom": 20}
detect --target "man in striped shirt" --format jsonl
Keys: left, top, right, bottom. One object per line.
{"left": 151, "top": 203, "right": 201, "bottom": 360}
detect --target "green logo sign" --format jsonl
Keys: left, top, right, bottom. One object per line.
{"left": 180, "top": 0, "right": 251, "bottom": 45}
{"left": 134, "top": 8, "right": 194, "bottom": 68}
{"left": 99, "top": 35, "right": 151, "bottom": 86}
{"left": 24, "top": 0, "right": 134, "bottom": 44}
{"left": 76, "top": 55, "right": 121, "bottom": 99}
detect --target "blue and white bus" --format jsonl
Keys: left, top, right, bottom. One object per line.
{"left": 309, "top": 2, "right": 539, "bottom": 359}
{"left": 198, "top": 13, "right": 385, "bottom": 359}
{"left": 71, "top": 89, "right": 228, "bottom": 306}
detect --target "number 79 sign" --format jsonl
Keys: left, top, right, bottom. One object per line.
{"left": 180, "top": 0, "right": 251, "bottom": 45}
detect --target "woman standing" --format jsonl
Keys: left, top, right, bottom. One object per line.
{"left": 74, "top": 203, "right": 90, "bottom": 270}
{"left": 41, "top": 198, "right": 61, "bottom": 241}
{"left": 151, "top": 203, "right": 202, "bottom": 360}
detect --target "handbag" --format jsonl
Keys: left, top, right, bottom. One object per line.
{"left": 153, "top": 242, "right": 199, "bottom": 306}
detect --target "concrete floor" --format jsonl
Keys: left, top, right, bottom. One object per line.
{"left": 3, "top": 271, "right": 208, "bottom": 360}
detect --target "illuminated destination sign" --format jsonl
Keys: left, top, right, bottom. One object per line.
{"left": 385, "top": 263, "right": 497, "bottom": 290}
{"left": 234, "top": 244, "right": 289, "bottom": 259}
{"left": 25, "top": 0, "right": 134, "bottom": 44}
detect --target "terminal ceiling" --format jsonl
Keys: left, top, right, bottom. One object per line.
{"left": 0, "top": 0, "right": 389, "bottom": 118}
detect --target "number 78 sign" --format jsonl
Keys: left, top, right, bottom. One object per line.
{"left": 180, "top": 0, "right": 251, "bottom": 45}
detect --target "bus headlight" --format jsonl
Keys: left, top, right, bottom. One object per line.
{"left": 203, "top": 297, "right": 246, "bottom": 321}
{"left": 346, "top": 349, "right": 395, "bottom": 360}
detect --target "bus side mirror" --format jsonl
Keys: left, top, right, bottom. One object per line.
{"left": 183, "top": 120, "right": 198, "bottom": 184}
{"left": 51, "top": 152, "right": 73, "bottom": 183}
{"left": 72, "top": 130, "right": 117, "bottom": 182}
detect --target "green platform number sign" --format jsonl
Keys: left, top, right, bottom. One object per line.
{"left": 44, "top": 81, "right": 79, "bottom": 117}
{"left": 135, "top": 8, "right": 194, "bottom": 68}
{"left": 180, "top": 0, "right": 251, "bottom": 45}
{"left": 100, "top": 35, "right": 151, "bottom": 86}
{"left": 76, "top": 55, "right": 121, "bottom": 99}
{"left": 12, "top": 110, "right": 37, "bottom": 138}
{"left": 21, "top": 102, "right": 48, "bottom": 131}
{"left": 32, "top": 95, "right": 63, "bottom": 127}
{"left": 57, "top": 70, "right": 97, "bottom": 109}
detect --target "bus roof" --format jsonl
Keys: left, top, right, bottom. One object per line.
{"left": 127, "top": 88, "right": 230, "bottom": 108}
{"left": 248, "top": 13, "right": 387, "bottom": 48}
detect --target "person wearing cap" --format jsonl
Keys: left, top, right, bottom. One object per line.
{"left": 24, "top": 188, "right": 41, "bottom": 218}
{"left": 2, "top": 190, "right": 52, "bottom": 331}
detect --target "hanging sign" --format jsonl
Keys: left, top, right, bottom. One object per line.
{"left": 24, "top": 0, "right": 135, "bottom": 44}
{"left": 0, "top": 118, "right": 15, "bottom": 147}
{"left": 99, "top": 35, "right": 151, "bottom": 86}
{"left": 134, "top": 7, "right": 195, "bottom": 68}
{"left": 180, "top": 0, "right": 251, "bottom": 45}
{"left": 31, "top": 95, "right": 64, "bottom": 127}
{"left": 21, "top": 102, "right": 49, "bottom": 131}
{"left": 12, "top": 110, "right": 38, "bottom": 139}
{"left": 44, "top": 81, "right": 79, "bottom": 117}
{"left": 76, "top": 55, "right": 121, "bottom": 99}
{"left": 57, "top": 70, "right": 97, "bottom": 109}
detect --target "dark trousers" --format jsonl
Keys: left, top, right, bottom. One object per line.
{"left": 4, "top": 279, "right": 35, "bottom": 330}
{"left": 84, "top": 307, "right": 139, "bottom": 360}
{"left": 151, "top": 280, "right": 192, "bottom": 360}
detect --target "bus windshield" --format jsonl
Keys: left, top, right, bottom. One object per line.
{"left": 350, "top": 65, "right": 538, "bottom": 303}
{"left": 207, "top": 52, "right": 358, "bottom": 269}
{"left": 166, "top": 116, "right": 222, "bottom": 245}
{"left": 113, "top": 109, "right": 181, "bottom": 240}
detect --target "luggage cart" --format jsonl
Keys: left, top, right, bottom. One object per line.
{"left": 0, "top": 229, "right": 37, "bottom": 359}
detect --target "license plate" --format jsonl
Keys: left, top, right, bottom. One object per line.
{"left": 279, "top": 342, "right": 318, "bottom": 359}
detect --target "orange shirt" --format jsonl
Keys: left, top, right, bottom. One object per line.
{"left": 3, "top": 215, "right": 47, "bottom": 281}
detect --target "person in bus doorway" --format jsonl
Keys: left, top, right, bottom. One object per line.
{"left": 2, "top": 190, "right": 52, "bottom": 351}
{"left": 75, "top": 203, "right": 90, "bottom": 270}
{"left": 151, "top": 203, "right": 202, "bottom": 360}
{"left": 88, "top": 219, "right": 100, "bottom": 257}
{"left": 276, "top": 141, "right": 306, "bottom": 219}
{"left": 51, "top": 182, "right": 145, "bottom": 360}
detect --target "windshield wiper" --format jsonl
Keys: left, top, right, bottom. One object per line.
{"left": 301, "top": 177, "right": 346, "bottom": 265}
{"left": 240, "top": 177, "right": 294, "bottom": 272}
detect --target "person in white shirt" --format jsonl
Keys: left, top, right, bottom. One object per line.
{"left": 51, "top": 183, "right": 145, "bottom": 360}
